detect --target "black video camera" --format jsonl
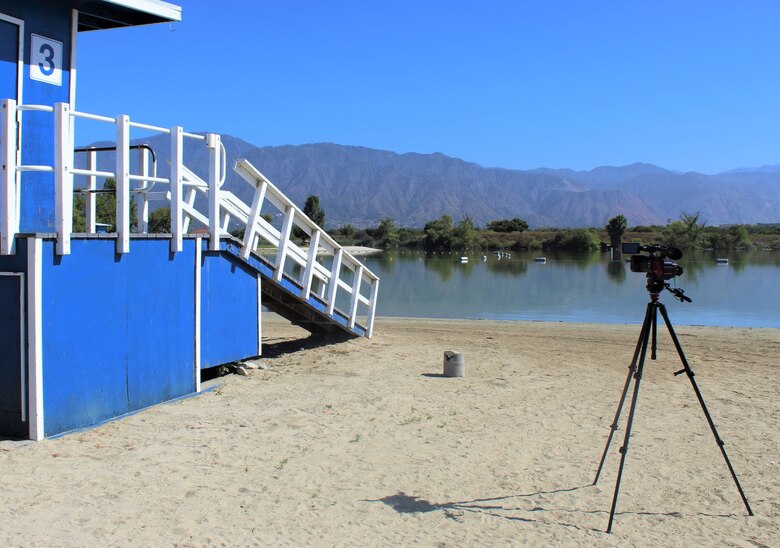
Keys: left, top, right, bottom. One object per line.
{"left": 622, "top": 243, "right": 683, "bottom": 281}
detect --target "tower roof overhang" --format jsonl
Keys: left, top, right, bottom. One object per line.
{"left": 52, "top": 0, "right": 182, "bottom": 31}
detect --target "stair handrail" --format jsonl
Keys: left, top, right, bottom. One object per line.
{"left": 233, "top": 159, "right": 379, "bottom": 336}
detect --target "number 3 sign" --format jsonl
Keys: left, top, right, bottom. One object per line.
{"left": 30, "top": 34, "right": 63, "bottom": 86}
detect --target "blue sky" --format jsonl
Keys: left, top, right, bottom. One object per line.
{"left": 76, "top": 1, "right": 780, "bottom": 173}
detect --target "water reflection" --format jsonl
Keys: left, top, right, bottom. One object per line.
{"left": 606, "top": 260, "right": 626, "bottom": 283}
{"left": 360, "top": 249, "right": 780, "bottom": 328}
{"left": 487, "top": 257, "right": 528, "bottom": 276}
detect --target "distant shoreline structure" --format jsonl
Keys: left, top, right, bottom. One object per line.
{"left": 339, "top": 246, "right": 382, "bottom": 256}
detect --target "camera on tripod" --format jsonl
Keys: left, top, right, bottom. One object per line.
{"left": 596, "top": 241, "right": 750, "bottom": 533}
{"left": 622, "top": 242, "right": 683, "bottom": 280}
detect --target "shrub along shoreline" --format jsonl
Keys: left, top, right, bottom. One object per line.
{"left": 328, "top": 214, "right": 780, "bottom": 252}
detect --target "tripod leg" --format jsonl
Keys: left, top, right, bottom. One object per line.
{"left": 606, "top": 304, "right": 654, "bottom": 533}
{"left": 594, "top": 302, "right": 653, "bottom": 485}
{"left": 658, "top": 304, "right": 753, "bottom": 516}
{"left": 651, "top": 302, "right": 658, "bottom": 360}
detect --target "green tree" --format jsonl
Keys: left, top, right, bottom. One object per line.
{"left": 72, "top": 177, "right": 137, "bottom": 232}
{"left": 293, "top": 195, "right": 326, "bottom": 242}
{"left": 374, "top": 217, "right": 400, "bottom": 247}
{"left": 303, "top": 195, "right": 325, "bottom": 228}
{"left": 605, "top": 214, "right": 628, "bottom": 250}
{"left": 423, "top": 214, "right": 454, "bottom": 250}
{"left": 148, "top": 207, "right": 171, "bottom": 233}
{"left": 664, "top": 221, "right": 688, "bottom": 250}
{"left": 729, "top": 224, "right": 750, "bottom": 248}
{"left": 330, "top": 224, "right": 356, "bottom": 245}
{"left": 486, "top": 218, "right": 529, "bottom": 233}
{"left": 552, "top": 228, "right": 600, "bottom": 250}
{"left": 664, "top": 211, "right": 707, "bottom": 250}
{"left": 681, "top": 211, "right": 706, "bottom": 247}
{"left": 454, "top": 216, "right": 478, "bottom": 249}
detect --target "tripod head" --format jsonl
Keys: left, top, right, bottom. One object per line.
{"left": 646, "top": 276, "right": 692, "bottom": 302}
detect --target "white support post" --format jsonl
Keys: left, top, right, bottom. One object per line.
{"left": 207, "top": 133, "right": 221, "bottom": 251}
{"left": 366, "top": 278, "right": 380, "bottom": 338}
{"left": 348, "top": 265, "right": 364, "bottom": 329}
{"left": 54, "top": 103, "right": 73, "bottom": 256}
{"left": 221, "top": 212, "right": 230, "bottom": 234}
{"left": 170, "top": 126, "right": 184, "bottom": 252}
{"left": 27, "top": 237, "right": 43, "bottom": 440}
{"left": 273, "top": 205, "right": 294, "bottom": 282}
{"left": 302, "top": 229, "right": 320, "bottom": 300}
{"left": 241, "top": 179, "right": 268, "bottom": 259}
{"left": 194, "top": 236, "right": 202, "bottom": 393}
{"left": 86, "top": 148, "right": 97, "bottom": 233}
{"left": 256, "top": 273, "right": 262, "bottom": 356}
{"left": 1, "top": 99, "right": 18, "bottom": 255}
{"left": 326, "top": 248, "right": 343, "bottom": 315}
{"left": 115, "top": 114, "right": 130, "bottom": 254}
{"left": 137, "top": 147, "right": 149, "bottom": 233}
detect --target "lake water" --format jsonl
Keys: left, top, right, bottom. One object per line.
{"left": 358, "top": 249, "right": 780, "bottom": 328}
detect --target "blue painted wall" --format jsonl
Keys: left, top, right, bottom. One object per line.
{"left": 0, "top": 0, "right": 73, "bottom": 232}
{"left": 40, "top": 238, "right": 196, "bottom": 436}
{"left": 200, "top": 249, "right": 260, "bottom": 368}
{"left": 0, "top": 243, "right": 27, "bottom": 438}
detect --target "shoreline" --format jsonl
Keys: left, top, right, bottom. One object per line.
{"left": 364, "top": 314, "right": 780, "bottom": 333}
{"left": 1, "top": 316, "right": 777, "bottom": 545}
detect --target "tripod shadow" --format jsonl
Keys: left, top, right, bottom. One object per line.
{"left": 363, "top": 485, "right": 736, "bottom": 531}
{"left": 364, "top": 485, "right": 595, "bottom": 529}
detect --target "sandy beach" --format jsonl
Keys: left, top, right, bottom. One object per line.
{"left": 0, "top": 315, "right": 778, "bottom": 546}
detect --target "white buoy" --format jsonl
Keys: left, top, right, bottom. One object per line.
{"left": 716, "top": 258, "right": 729, "bottom": 265}
{"left": 535, "top": 257, "right": 547, "bottom": 263}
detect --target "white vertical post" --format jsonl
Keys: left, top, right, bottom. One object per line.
{"left": 194, "top": 236, "right": 201, "bottom": 393}
{"left": 54, "top": 103, "right": 73, "bottom": 256}
{"left": 302, "top": 229, "right": 320, "bottom": 300}
{"left": 1, "top": 99, "right": 18, "bottom": 255}
{"left": 85, "top": 148, "right": 97, "bottom": 232}
{"left": 273, "top": 205, "right": 294, "bottom": 282}
{"left": 137, "top": 147, "right": 149, "bottom": 233}
{"left": 170, "top": 126, "right": 184, "bottom": 253}
{"left": 366, "top": 278, "right": 380, "bottom": 338}
{"left": 348, "top": 264, "right": 364, "bottom": 329}
{"left": 27, "top": 237, "right": 44, "bottom": 440}
{"left": 326, "top": 248, "right": 343, "bottom": 315}
{"left": 207, "top": 133, "right": 221, "bottom": 251}
{"left": 115, "top": 114, "right": 130, "bottom": 254}
{"left": 241, "top": 179, "right": 267, "bottom": 259}
{"left": 256, "top": 273, "right": 262, "bottom": 356}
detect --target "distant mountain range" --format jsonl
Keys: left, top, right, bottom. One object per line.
{"left": 79, "top": 135, "right": 780, "bottom": 228}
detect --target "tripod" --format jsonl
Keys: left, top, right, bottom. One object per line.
{"left": 593, "top": 276, "right": 753, "bottom": 533}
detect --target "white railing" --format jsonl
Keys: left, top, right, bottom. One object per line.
{"left": 0, "top": 99, "right": 379, "bottom": 336}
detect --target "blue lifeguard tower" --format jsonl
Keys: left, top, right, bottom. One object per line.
{"left": 0, "top": 0, "right": 379, "bottom": 440}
